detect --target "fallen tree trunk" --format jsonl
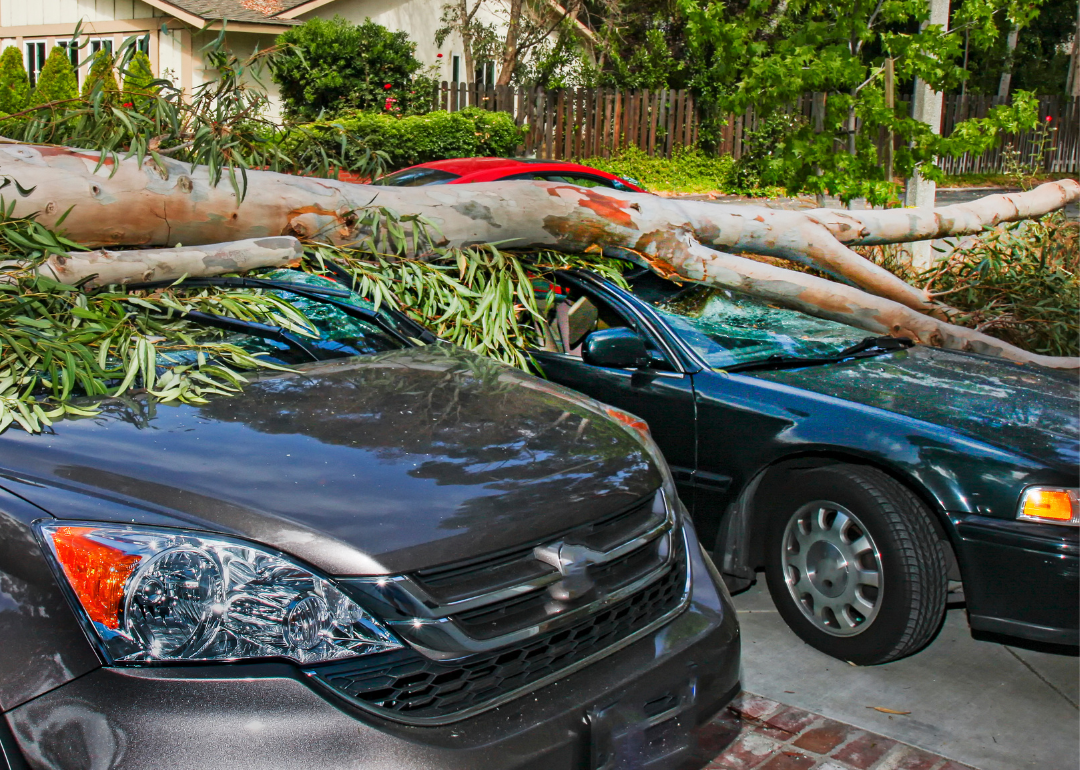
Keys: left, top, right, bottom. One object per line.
{"left": 810, "top": 180, "right": 1080, "bottom": 245}
{"left": 1, "top": 144, "right": 1076, "bottom": 368}
{"left": 38, "top": 237, "right": 303, "bottom": 288}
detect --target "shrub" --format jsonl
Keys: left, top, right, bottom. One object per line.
{"left": 272, "top": 16, "right": 432, "bottom": 120}
{"left": 81, "top": 50, "right": 120, "bottom": 100}
{"left": 287, "top": 108, "right": 525, "bottom": 171}
{"left": 858, "top": 214, "right": 1079, "bottom": 357}
{"left": 29, "top": 46, "right": 78, "bottom": 106}
{"left": 0, "top": 46, "right": 30, "bottom": 114}
{"left": 579, "top": 146, "right": 738, "bottom": 194}
{"left": 121, "top": 50, "right": 156, "bottom": 107}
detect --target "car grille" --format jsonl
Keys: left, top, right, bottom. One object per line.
{"left": 311, "top": 489, "right": 691, "bottom": 724}
{"left": 309, "top": 533, "right": 687, "bottom": 724}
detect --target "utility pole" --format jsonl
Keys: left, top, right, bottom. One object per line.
{"left": 905, "top": 0, "right": 950, "bottom": 270}
{"left": 1067, "top": 0, "right": 1079, "bottom": 97}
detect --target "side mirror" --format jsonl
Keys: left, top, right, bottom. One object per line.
{"left": 582, "top": 328, "right": 650, "bottom": 369}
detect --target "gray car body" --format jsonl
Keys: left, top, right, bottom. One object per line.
{"left": 0, "top": 344, "right": 739, "bottom": 768}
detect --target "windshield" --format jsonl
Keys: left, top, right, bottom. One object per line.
{"left": 376, "top": 167, "right": 460, "bottom": 186}
{"left": 164, "top": 270, "right": 408, "bottom": 368}
{"left": 629, "top": 272, "right": 866, "bottom": 369}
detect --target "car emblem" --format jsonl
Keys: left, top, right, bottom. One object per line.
{"left": 533, "top": 541, "right": 600, "bottom": 601}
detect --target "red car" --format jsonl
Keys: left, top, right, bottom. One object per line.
{"left": 375, "top": 157, "right": 647, "bottom": 192}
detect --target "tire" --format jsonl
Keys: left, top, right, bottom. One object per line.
{"left": 763, "top": 464, "right": 948, "bottom": 665}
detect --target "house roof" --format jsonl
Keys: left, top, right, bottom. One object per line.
{"left": 145, "top": 0, "right": 316, "bottom": 27}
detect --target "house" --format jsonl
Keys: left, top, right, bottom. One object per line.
{"left": 0, "top": 1, "right": 482, "bottom": 118}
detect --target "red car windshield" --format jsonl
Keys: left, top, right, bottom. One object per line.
{"left": 377, "top": 168, "right": 460, "bottom": 186}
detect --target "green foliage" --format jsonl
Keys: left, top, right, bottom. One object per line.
{"left": 272, "top": 16, "right": 432, "bottom": 120}
{"left": 120, "top": 50, "right": 157, "bottom": 107}
{"left": 0, "top": 208, "right": 311, "bottom": 433}
{"left": 287, "top": 107, "right": 524, "bottom": 171}
{"left": 81, "top": 50, "right": 120, "bottom": 100}
{"left": 1, "top": 34, "right": 386, "bottom": 200}
{"left": 0, "top": 46, "right": 30, "bottom": 114}
{"left": 859, "top": 214, "right": 1079, "bottom": 357}
{"left": 307, "top": 209, "right": 628, "bottom": 368}
{"left": 579, "top": 146, "right": 741, "bottom": 194}
{"left": 30, "top": 46, "right": 78, "bottom": 106}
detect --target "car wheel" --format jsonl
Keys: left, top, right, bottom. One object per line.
{"left": 763, "top": 464, "right": 948, "bottom": 665}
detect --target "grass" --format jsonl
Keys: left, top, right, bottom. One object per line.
{"left": 578, "top": 146, "right": 782, "bottom": 197}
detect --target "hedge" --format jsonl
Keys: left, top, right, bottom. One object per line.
{"left": 285, "top": 108, "right": 525, "bottom": 171}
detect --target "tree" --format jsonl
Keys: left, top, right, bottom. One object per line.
{"left": 121, "top": 50, "right": 157, "bottom": 108}
{"left": 81, "top": 50, "right": 120, "bottom": 103}
{"left": 0, "top": 39, "right": 1073, "bottom": 437}
{"left": 271, "top": 16, "right": 431, "bottom": 119}
{"left": 7, "top": 142, "right": 1077, "bottom": 370}
{"left": 0, "top": 46, "right": 30, "bottom": 115}
{"left": 435, "top": 0, "right": 588, "bottom": 85}
{"left": 29, "top": 46, "right": 78, "bottom": 106}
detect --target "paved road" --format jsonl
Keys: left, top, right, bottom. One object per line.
{"left": 731, "top": 580, "right": 1079, "bottom": 770}
{"left": 686, "top": 186, "right": 1079, "bottom": 221}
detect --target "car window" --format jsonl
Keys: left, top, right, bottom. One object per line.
{"left": 376, "top": 168, "right": 460, "bottom": 186}
{"left": 629, "top": 272, "right": 866, "bottom": 369}
{"left": 160, "top": 271, "right": 406, "bottom": 369}
{"left": 533, "top": 278, "right": 672, "bottom": 369}
{"left": 542, "top": 174, "right": 614, "bottom": 189}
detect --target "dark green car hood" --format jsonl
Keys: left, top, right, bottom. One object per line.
{"left": 753, "top": 345, "right": 1080, "bottom": 471}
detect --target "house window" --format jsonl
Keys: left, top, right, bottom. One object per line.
{"left": 122, "top": 34, "right": 150, "bottom": 57}
{"left": 451, "top": 54, "right": 460, "bottom": 83}
{"left": 477, "top": 60, "right": 495, "bottom": 85}
{"left": 25, "top": 41, "right": 46, "bottom": 87}
{"left": 89, "top": 38, "right": 113, "bottom": 57}
{"left": 57, "top": 40, "right": 80, "bottom": 74}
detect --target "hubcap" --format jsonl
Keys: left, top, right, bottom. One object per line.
{"left": 781, "top": 501, "right": 883, "bottom": 637}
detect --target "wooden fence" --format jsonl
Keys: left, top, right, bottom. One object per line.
{"left": 433, "top": 82, "right": 1079, "bottom": 173}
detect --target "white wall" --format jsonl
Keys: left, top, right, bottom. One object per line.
{"left": 1, "top": 1, "right": 163, "bottom": 27}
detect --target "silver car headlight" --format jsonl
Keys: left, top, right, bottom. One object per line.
{"left": 37, "top": 522, "right": 401, "bottom": 665}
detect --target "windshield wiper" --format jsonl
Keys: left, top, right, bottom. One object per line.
{"left": 125, "top": 274, "right": 424, "bottom": 347}
{"left": 722, "top": 336, "right": 914, "bottom": 374}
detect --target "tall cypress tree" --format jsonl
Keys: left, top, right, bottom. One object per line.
{"left": 30, "top": 46, "right": 78, "bottom": 106}
{"left": 121, "top": 50, "right": 156, "bottom": 108}
{"left": 82, "top": 50, "right": 120, "bottom": 100}
{"left": 0, "top": 46, "right": 30, "bottom": 114}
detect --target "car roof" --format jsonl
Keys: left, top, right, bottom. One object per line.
{"left": 417, "top": 157, "right": 601, "bottom": 175}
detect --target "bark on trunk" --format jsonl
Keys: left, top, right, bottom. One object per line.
{"left": 1, "top": 144, "right": 1076, "bottom": 368}
{"left": 38, "top": 237, "right": 303, "bottom": 288}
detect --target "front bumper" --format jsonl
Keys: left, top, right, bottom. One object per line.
{"left": 5, "top": 535, "right": 740, "bottom": 770}
{"left": 953, "top": 513, "right": 1079, "bottom": 645}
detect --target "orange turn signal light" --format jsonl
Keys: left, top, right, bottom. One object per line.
{"left": 1018, "top": 488, "right": 1078, "bottom": 526}
{"left": 50, "top": 527, "right": 143, "bottom": 629}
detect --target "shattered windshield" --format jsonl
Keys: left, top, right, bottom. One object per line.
{"left": 630, "top": 273, "right": 867, "bottom": 369}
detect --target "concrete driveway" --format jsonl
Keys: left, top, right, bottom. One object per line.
{"left": 731, "top": 580, "right": 1079, "bottom": 770}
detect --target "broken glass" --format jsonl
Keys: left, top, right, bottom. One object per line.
{"left": 640, "top": 283, "right": 866, "bottom": 369}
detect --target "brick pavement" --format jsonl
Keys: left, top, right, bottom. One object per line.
{"left": 695, "top": 692, "right": 977, "bottom": 770}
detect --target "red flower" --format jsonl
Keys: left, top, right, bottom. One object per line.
{"left": 1045, "top": 115, "right": 1052, "bottom": 122}
{"left": 384, "top": 83, "right": 392, "bottom": 89}
{"left": 437, "top": 53, "right": 443, "bottom": 58}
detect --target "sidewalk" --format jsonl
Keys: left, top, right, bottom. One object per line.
{"left": 721, "top": 581, "right": 1078, "bottom": 770}
{"left": 698, "top": 692, "right": 975, "bottom": 770}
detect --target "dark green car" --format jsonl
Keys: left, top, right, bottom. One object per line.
{"left": 531, "top": 268, "right": 1078, "bottom": 665}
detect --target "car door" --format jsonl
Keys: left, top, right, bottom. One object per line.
{"left": 528, "top": 276, "right": 700, "bottom": 513}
